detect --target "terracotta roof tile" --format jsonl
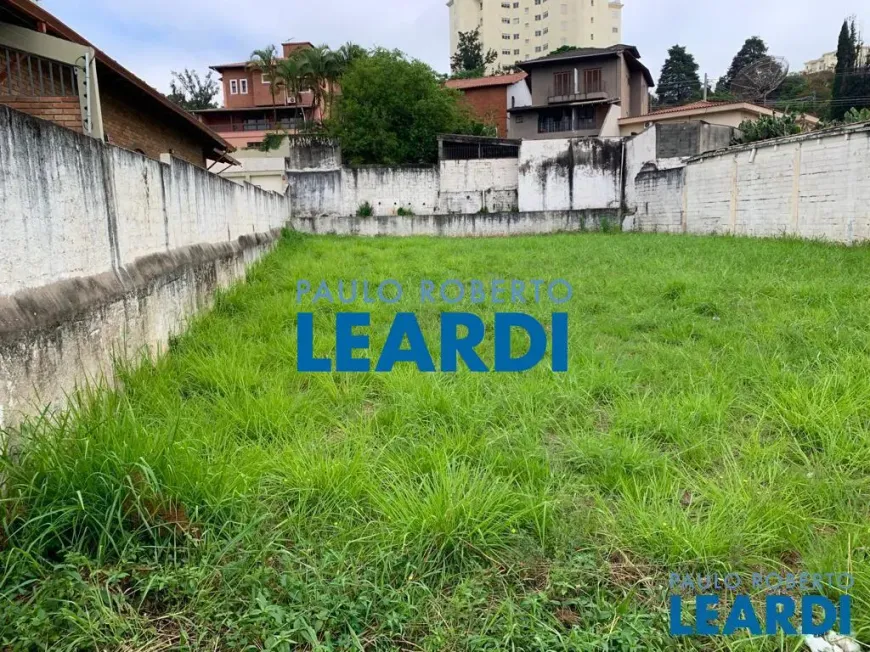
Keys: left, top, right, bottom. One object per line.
{"left": 445, "top": 72, "right": 527, "bottom": 90}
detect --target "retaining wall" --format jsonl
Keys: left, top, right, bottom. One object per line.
{"left": 0, "top": 106, "right": 291, "bottom": 427}
{"left": 290, "top": 209, "right": 620, "bottom": 237}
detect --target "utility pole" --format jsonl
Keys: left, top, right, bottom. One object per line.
{"left": 703, "top": 73, "right": 708, "bottom": 101}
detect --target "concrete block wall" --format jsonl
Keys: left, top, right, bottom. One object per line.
{"left": 439, "top": 158, "right": 519, "bottom": 213}
{"left": 626, "top": 122, "right": 870, "bottom": 243}
{"left": 0, "top": 105, "right": 291, "bottom": 427}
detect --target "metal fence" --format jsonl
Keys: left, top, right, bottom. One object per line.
{"left": 0, "top": 46, "right": 79, "bottom": 98}
{"left": 441, "top": 139, "right": 520, "bottom": 160}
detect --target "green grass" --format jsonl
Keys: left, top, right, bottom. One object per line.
{"left": 3, "top": 231, "right": 870, "bottom": 651}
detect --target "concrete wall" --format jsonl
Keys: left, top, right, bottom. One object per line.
{"left": 0, "top": 106, "right": 291, "bottom": 427}
{"left": 517, "top": 138, "right": 623, "bottom": 212}
{"left": 627, "top": 122, "right": 870, "bottom": 243}
{"left": 291, "top": 209, "right": 619, "bottom": 237}
{"left": 439, "top": 158, "right": 519, "bottom": 213}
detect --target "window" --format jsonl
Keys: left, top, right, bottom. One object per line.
{"left": 239, "top": 78, "right": 248, "bottom": 94}
{"left": 503, "top": 49, "right": 511, "bottom": 55}
{"left": 543, "top": 43, "right": 549, "bottom": 50}
{"left": 535, "top": 46, "right": 542, "bottom": 52}
{"left": 543, "top": 27, "right": 548, "bottom": 34}
{"left": 535, "top": 0, "right": 542, "bottom": 4}
{"left": 502, "top": 17, "right": 511, "bottom": 24}
{"left": 543, "top": 11, "right": 548, "bottom": 18}
{"left": 553, "top": 71, "right": 571, "bottom": 96}
{"left": 584, "top": 68, "right": 602, "bottom": 93}
{"left": 513, "top": 17, "right": 519, "bottom": 23}
{"left": 535, "top": 14, "right": 541, "bottom": 20}
{"left": 590, "top": 16, "right": 594, "bottom": 22}
{"left": 514, "top": 33, "right": 520, "bottom": 39}
{"left": 535, "top": 29, "right": 541, "bottom": 36}
{"left": 514, "top": 49, "right": 520, "bottom": 54}
{"left": 516, "top": 115, "right": 524, "bottom": 123}
{"left": 612, "top": 27, "right": 618, "bottom": 33}
{"left": 262, "top": 73, "right": 271, "bottom": 84}
{"left": 503, "top": 33, "right": 512, "bottom": 40}
{"left": 229, "top": 79, "right": 238, "bottom": 95}
{"left": 513, "top": 1, "right": 519, "bottom": 6}
{"left": 590, "top": 33, "right": 594, "bottom": 40}
{"left": 501, "top": 1, "right": 510, "bottom": 6}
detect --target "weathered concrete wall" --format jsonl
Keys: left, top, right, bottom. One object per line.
{"left": 655, "top": 122, "right": 735, "bottom": 159}
{"left": 625, "top": 122, "right": 870, "bottom": 243}
{"left": 291, "top": 209, "right": 619, "bottom": 237}
{"left": 0, "top": 106, "right": 291, "bottom": 427}
{"left": 439, "top": 158, "right": 519, "bottom": 213}
{"left": 517, "top": 138, "right": 623, "bottom": 212}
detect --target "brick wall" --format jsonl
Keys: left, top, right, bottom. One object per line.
{"left": 98, "top": 72, "right": 207, "bottom": 167}
{"left": 0, "top": 96, "right": 82, "bottom": 133}
{"left": 458, "top": 86, "right": 509, "bottom": 138}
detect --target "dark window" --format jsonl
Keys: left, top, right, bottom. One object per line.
{"left": 584, "top": 68, "right": 603, "bottom": 93}
{"left": 553, "top": 71, "right": 571, "bottom": 96}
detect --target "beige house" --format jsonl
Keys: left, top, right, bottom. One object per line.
{"left": 618, "top": 100, "right": 820, "bottom": 137}
{"left": 508, "top": 44, "right": 653, "bottom": 140}
{"left": 448, "top": 0, "right": 624, "bottom": 72}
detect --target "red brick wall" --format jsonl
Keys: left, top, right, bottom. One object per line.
{"left": 458, "top": 86, "right": 509, "bottom": 138}
{"left": 0, "top": 96, "right": 83, "bottom": 133}
{"left": 98, "top": 73, "right": 207, "bottom": 167}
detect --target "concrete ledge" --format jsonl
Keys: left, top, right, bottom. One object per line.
{"left": 290, "top": 210, "right": 621, "bottom": 237}
{"left": 0, "top": 228, "right": 282, "bottom": 428}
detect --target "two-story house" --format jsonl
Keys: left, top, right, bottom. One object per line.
{"left": 508, "top": 45, "right": 654, "bottom": 140}
{"left": 194, "top": 42, "right": 321, "bottom": 149}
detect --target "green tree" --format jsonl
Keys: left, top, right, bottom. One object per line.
{"left": 275, "top": 57, "right": 308, "bottom": 123}
{"left": 656, "top": 45, "right": 702, "bottom": 106}
{"left": 167, "top": 69, "right": 219, "bottom": 111}
{"left": 328, "top": 49, "right": 490, "bottom": 165}
{"left": 297, "top": 46, "right": 341, "bottom": 121}
{"left": 450, "top": 28, "right": 497, "bottom": 77}
{"left": 335, "top": 42, "right": 368, "bottom": 75}
{"left": 549, "top": 45, "right": 581, "bottom": 56}
{"left": 716, "top": 36, "right": 769, "bottom": 95}
{"left": 734, "top": 112, "right": 802, "bottom": 144}
{"left": 831, "top": 17, "right": 868, "bottom": 121}
{"left": 248, "top": 45, "right": 281, "bottom": 124}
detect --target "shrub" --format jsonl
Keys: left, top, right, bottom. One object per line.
{"left": 356, "top": 201, "right": 374, "bottom": 217}
{"left": 844, "top": 107, "right": 870, "bottom": 124}
{"left": 734, "top": 113, "right": 802, "bottom": 144}
{"left": 397, "top": 207, "right": 415, "bottom": 216}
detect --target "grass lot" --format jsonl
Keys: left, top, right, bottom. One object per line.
{"left": 2, "top": 231, "right": 870, "bottom": 651}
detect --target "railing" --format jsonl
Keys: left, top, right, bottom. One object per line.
{"left": 547, "top": 81, "right": 609, "bottom": 104}
{"left": 207, "top": 119, "right": 311, "bottom": 133}
{"left": 538, "top": 116, "right": 597, "bottom": 134}
{"left": 0, "top": 46, "right": 79, "bottom": 97}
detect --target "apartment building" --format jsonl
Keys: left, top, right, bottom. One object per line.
{"left": 448, "top": 0, "right": 623, "bottom": 71}
{"left": 507, "top": 44, "right": 652, "bottom": 140}
{"left": 804, "top": 46, "right": 870, "bottom": 74}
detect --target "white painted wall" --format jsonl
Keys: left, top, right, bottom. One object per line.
{"left": 0, "top": 105, "right": 292, "bottom": 297}
{"left": 518, "top": 138, "right": 623, "bottom": 212}
{"left": 440, "top": 158, "right": 519, "bottom": 213}
{"left": 507, "top": 79, "right": 532, "bottom": 110}
{"left": 628, "top": 123, "right": 870, "bottom": 244}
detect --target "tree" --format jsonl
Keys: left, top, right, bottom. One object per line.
{"left": 550, "top": 45, "right": 581, "bottom": 56}
{"left": 297, "top": 46, "right": 341, "bottom": 121}
{"left": 335, "top": 42, "right": 368, "bottom": 75}
{"left": 734, "top": 113, "right": 802, "bottom": 144}
{"left": 328, "top": 49, "right": 490, "bottom": 165}
{"left": 248, "top": 45, "right": 281, "bottom": 124}
{"left": 167, "top": 69, "right": 219, "bottom": 111}
{"left": 450, "top": 29, "right": 497, "bottom": 77}
{"left": 656, "top": 45, "right": 702, "bottom": 106}
{"left": 831, "top": 17, "right": 869, "bottom": 121}
{"left": 716, "top": 37, "right": 769, "bottom": 95}
{"left": 275, "top": 57, "right": 308, "bottom": 123}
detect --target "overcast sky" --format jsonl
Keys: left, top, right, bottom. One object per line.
{"left": 40, "top": 0, "right": 867, "bottom": 93}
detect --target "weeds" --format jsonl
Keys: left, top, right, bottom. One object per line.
{"left": 2, "top": 231, "right": 870, "bottom": 649}
{"left": 356, "top": 201, "right": 374, "bottom": 217}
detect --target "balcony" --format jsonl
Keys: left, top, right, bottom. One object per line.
{"left": 0, "top": 45, "right": 79, "bottom": 98}
{"left": 207, "top": 118, "right": 310, "bottom": 133}
{"left": 538, "top": 117, "right": 597, "bottom": 134}
{"left": 547, "top": 81, "right": 609, "bottom": 104}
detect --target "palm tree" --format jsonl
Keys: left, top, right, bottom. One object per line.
{"left": 335, "top": 42, "right": 367, "bottom": 76}
{"left": 297, "top": 46, "right": 340, "bottom": 122}
{"left": 248, "top": 45, "right": 280, "bottom": 124}
{"left": 275, "top": 57, "right": 307, "bottom": 125}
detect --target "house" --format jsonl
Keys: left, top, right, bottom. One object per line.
{"left": 507, "top": 44, "right": 654, "bottom": 140}
{"left": 0, "top": 0, "right": 233, "bottom": 167}
{"left": 618, "top": 100, "right": 820, "bottom": 137}
{"left": 445, "top": 72, "right": 530, "bottom": 138}
{"left": 195, "top": 42, "right": 322, "bottom": 150}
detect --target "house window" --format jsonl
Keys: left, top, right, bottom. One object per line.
{"left": 239, "top": 78, "right": 249, "bottom": 94}
{"left": 535, "top": 29, "right": 541, "bottom": 36}
{"left": 543, "top": 27, "right": 549, "bottom": 34}
{"left": 503, "top": 34, "right": 512, "bottom": 40}
{"left": 535, "top": 46, "right": 542, "bottom": 52}
{"left": 553, "top": 71, "right": 571, "bottom": 96}
{"left": 503, "top": 49, "right": 511, "bottom": 55}
{"left": 229, "top": 79, "right": 238, "bottom": 95}
{"left": 584, "top": 68, "right": 602, "bottom": 93}
{"left": 502, "top": 17, "right": 511, "bottom": 24}
{"left": 514, "top": 33, "right": 520, "bottom": 39}
{"left": 612, "top": 27, "right": 618, "bottom": 33}
{"left": 590, "top": 16, "right": 594, "bottom": 22}
{"left": 513, "top": 1, "right": 519, "bottom": 6}
{"left": 501, "top": 2, "right": 510, "bottom": 6}
{"left": 535, "top": 14, "right": 541, "bottom": 20}
{"left": 543, "top": 43, "right": 549, "bottom": 50}
{"left": 513, "top": 17, "right": 519, "bottom": 23}
{"left": 543, "top": 11, "right": 548, "bottom": 18}
{"left": 262, "top": 73, "right": 271, "bottom": 84}
{"left": 590, "top": 33, "right": 594, "bottom": 40}
{"left": 514, "top": 49, "right": 520, "bottom": 55}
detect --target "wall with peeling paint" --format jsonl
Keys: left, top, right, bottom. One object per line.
{"left": 517, "top": 138, "right": 624, "bottom": 213}
{"left": 0, "top": 106, "right": 291, "bottom": 428}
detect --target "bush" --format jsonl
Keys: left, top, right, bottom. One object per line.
{"left": 396, "top": 207, "right": 415, "bottom": 216}
{"left": 356, "top": 201, "right": 374, "bottom": 217}
{"left": 844, "top": 107, "right": 870, "bottom": 124}
{"left": 734, "top": 112, "right": 802, "bottom": 144}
